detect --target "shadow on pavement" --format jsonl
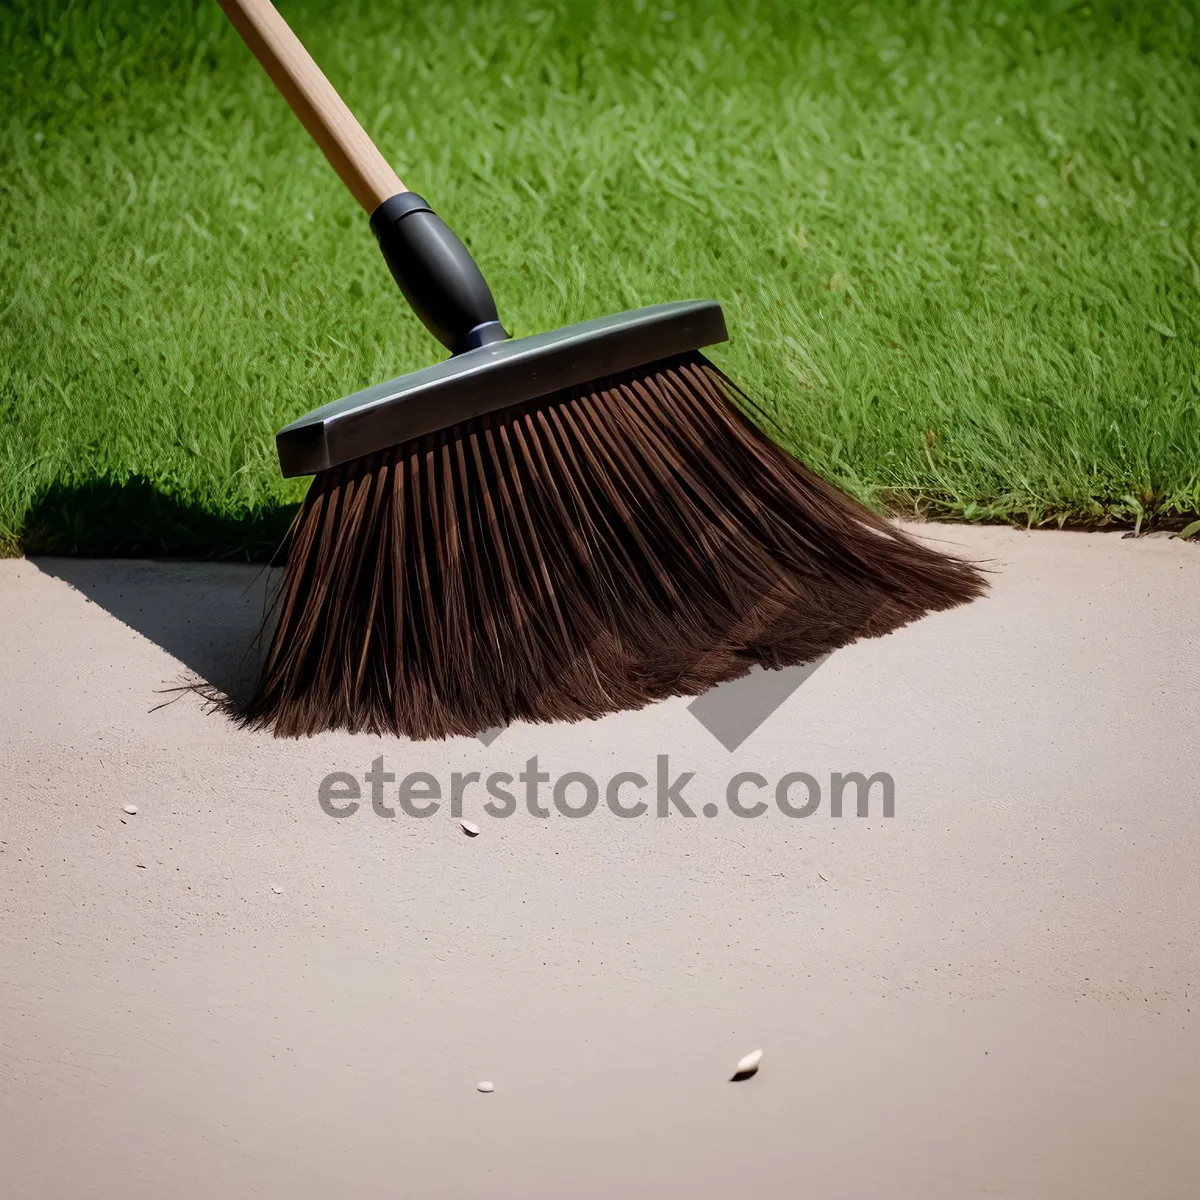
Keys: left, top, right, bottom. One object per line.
{"left": 30, "top": 557, "right": 278, "bottom": 706}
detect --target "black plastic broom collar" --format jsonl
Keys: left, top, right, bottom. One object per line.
{"left": 370, "top": 192, "right": 510, "bottom": 356}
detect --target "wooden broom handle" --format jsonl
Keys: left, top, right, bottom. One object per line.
{"left": 217, "top": 0, "right": 405, "bottom": 212}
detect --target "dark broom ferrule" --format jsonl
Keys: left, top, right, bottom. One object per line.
{"left": 369, "top": 191, "right": 510, "bottom": 356}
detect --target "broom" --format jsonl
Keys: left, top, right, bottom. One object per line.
{"left": 218, "top": 0, "right": 985, "bottom": 740}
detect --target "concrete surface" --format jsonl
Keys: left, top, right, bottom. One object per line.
{"left": 1, "top": 524, "right": 1198, "bottom": 1199}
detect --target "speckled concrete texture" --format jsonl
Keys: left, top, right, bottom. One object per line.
{"left": 1, "top": 525, "right": 1197, "bottom": 1198}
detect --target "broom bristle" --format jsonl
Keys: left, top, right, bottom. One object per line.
{"left": 240, "top": 353, "right": 985, "bottom": 739}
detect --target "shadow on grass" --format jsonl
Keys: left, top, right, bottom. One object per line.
{"left": 19, "top": 475, "right": 300, "bottom": 560}
{"left": 22, "top": 476, "right": 300, "bottom": 705}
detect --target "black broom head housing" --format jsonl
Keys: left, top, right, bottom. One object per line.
{"left": 242, "top": 192, "right": 985, "bottom": 739}
{"left": 276, "top": 300, "right": 729, "bottom": 477}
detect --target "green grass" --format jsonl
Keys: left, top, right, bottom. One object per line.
{"left": 2, "top": 0, "right": 1199, "bottom": 557}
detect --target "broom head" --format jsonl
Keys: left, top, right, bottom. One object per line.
{"left": 241, "top": 304, "right": 984, "bottom": 738}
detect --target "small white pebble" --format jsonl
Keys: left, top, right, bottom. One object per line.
{"left": 735, "top": 1049, "right": 763, "bottom": 1076}
{"left": 460, "top": 820, "right": 480, "bottom": 837}
{"left": 477, "top": 1081, "right": 494, "bottom": 1093}
{"left": 271, "top": 886, "right": 283, "bottom": 894}
{"left": 123, "top": 805, "right": 138, "bottom": 815}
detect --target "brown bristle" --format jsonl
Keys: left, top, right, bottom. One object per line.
{"left": 238, "top": 353, "right": 985, "bottom": 739}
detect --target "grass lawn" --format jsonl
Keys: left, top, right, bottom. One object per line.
{"left": 2, "top": 0, "right": 1199, "bottom": 558}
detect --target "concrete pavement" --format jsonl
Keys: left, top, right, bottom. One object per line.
{"left": 1, "top": 524, "right": 1197, "bottom": 1198}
